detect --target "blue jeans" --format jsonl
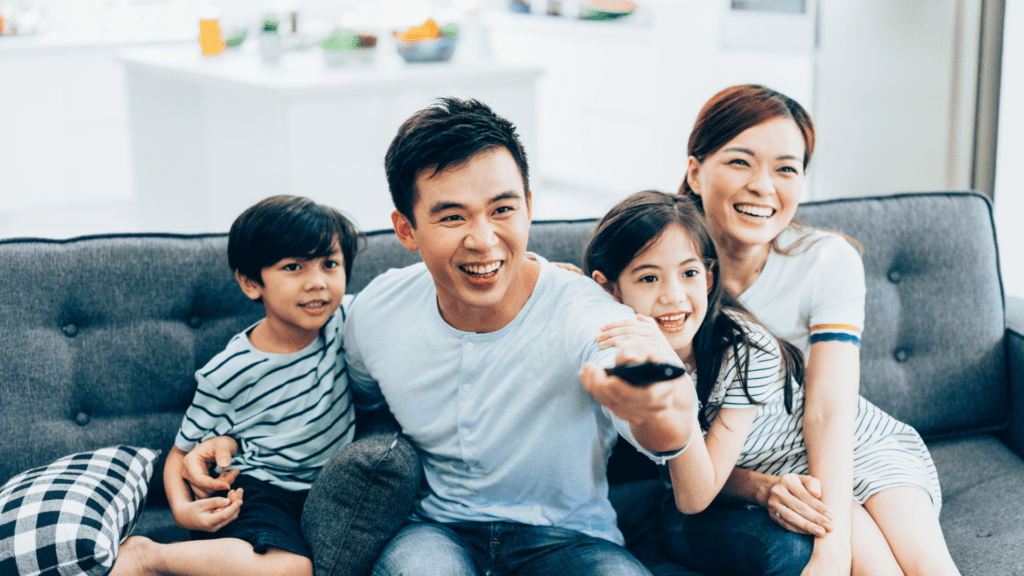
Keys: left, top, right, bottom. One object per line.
{"left": 372, "top": 521, "right": 652, "bottom": 576}
{"left": 660, "top": 495, "right": 813, "bottom": 576}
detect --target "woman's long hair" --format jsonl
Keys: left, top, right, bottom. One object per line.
{"left": 585, "top": 191, "right": 804, "bottom": 429}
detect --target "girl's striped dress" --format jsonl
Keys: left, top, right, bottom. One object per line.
{"left": 700, "top": 312, "right": 941, "bottom": 514}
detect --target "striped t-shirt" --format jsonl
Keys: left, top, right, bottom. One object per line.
{"left": 699, "top": 314, "right": 941, "bottom": 514}
{"left": 175, "top": 305, "right": 355, "bottom": 492}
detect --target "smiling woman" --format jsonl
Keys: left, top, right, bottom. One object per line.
{"left": 661, "top": 84, "right": 961, "bottom": 576}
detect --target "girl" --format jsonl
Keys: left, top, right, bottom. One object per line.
{"left": 585, "top": 190, "right": 955, "bottom": 576}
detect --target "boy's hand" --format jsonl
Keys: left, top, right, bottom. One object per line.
{"left": 596, "top": 315, "right": 677, "bottom": 362}
{"left": 173, "top": 487, "right": 244, "bottom": 533}
{"left": 182, "top": 436, "right": 240, "bottom": 499}
{"left": 580, "top": 340, "right": 697, "bottom": 453}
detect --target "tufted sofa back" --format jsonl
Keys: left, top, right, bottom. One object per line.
{"left": 0, "top": 192, "right": 1007, "bottom": 486}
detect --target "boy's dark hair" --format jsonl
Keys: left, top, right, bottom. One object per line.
{"left": 384, "top": 97, "right": 530, "bottom": 227}
{"left": 585, "top": 190, "right": 805, "bottom": 429}
{"left": 228, "top": 195, "right": 363, "bottom": 284}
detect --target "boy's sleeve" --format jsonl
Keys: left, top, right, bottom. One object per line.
{"left": 174, "top": 372, "right": 236, "bottom": 453}
{"left": 343, "top": 294, "right": 387, "bottom": 411}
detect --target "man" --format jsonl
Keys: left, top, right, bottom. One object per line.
{"left": 185, "top": 98, "right": 697, "bottom": 575}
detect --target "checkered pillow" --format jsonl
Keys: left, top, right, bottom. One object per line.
{"left": 0, "top": 446, "right": 160, "bottom": 576}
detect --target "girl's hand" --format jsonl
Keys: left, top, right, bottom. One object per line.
{"left": 596, "top": 315, "right": 677, "bottom": 362}
{"left": 172, "top": 488, "right": 243, "bottom": 533}
{"left": 766, "top": 473, "right": 834, "bottom": 537}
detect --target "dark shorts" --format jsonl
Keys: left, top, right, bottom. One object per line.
{"left": 190, "top": 474, "right": 312, "bottom": 559}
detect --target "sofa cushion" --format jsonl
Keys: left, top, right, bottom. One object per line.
{"left": 927, "top": 435, "right": 1024, "bottom": 575}
{"left": 0, "top": 446, "right": 159, "bottom": 576}
{"left": 794, "top": 193, "right": 1006, "bottom": 439}
{"left": 0, "top": 235, "right": 263, "bottom": 486}
{"left": 300, "top": 411, "right": 421, "bottom": 576}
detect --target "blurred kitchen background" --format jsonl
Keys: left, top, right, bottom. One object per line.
{"left": 0, "top": 0, "right": 1020, "bottom": 298}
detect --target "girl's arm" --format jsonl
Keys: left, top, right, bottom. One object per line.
{"left": 801, "top": 340, "right": 860, "bottom": 572}
{"left": 667, "top": 405, "right": 758, "bottom": 514}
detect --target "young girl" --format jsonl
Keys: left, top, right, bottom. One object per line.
{"left": 585, "top": 190, "right": 955, "bottom": 576}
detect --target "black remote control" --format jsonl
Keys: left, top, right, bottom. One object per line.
{"left": 605, "top": 362, "right": 686, "bottom": 387}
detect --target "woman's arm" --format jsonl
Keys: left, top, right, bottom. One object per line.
{"left": 667, "top": 406, "right": 758, "bottom": 514}
{"left": 720, "top": 467, "right": 834, "bottom": 537}
{"left": 801, "top": 340, "right": 860, "bottom": 572}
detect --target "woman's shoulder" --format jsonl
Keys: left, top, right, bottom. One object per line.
{"left": 772, "top": 226, "right": 863, "bottom": 276}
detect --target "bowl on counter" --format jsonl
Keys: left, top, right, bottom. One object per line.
{"left": 394, "top": 34, "right": 458, "bottom": 63}
{"left": 321, "top": 31, "right": 377, "bottom": 66}
{"left": 580, "top": 0, "right": 637, "bottom": 20}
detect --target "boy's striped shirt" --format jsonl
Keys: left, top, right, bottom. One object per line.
{"left": 175, "top": 306, "right": 354, "bottom": 491}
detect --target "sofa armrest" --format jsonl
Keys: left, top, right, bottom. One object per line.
{"left": 1007, "top": 296, "right": 1024, "bottom": 458}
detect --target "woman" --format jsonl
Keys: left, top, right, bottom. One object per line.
{"left": 662, "top": 85, "right": 958, "bottom": 576}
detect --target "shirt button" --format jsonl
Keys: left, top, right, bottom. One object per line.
{"left": 461, "top": 428, "right": 470, "bottom": 436}
{"left": 465, "top": 342, "right": 474, "bottom": 351}
{"left": 463, "top": 384, "right": 472, "bottom": 392}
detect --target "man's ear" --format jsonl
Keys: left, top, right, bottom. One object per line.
{"left": 591, "top": 270, "right": 621, "bottom": 303}
{"left": 236, "top": 270, "right": 264, "bottom": 302}
{"left": 686, "top": 156, "right": 702, "bottom": 196}
{"left": 526, "top": 189, "right": 533, "bottom": 221}
{"left": 392, "top": 210, "right": 418, "bottom": 252}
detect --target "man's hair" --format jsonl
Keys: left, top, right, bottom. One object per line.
{"left": 384, "top": 97, "right": 530, "bottom": 226}
{"left": 228, "top": 195, "right": 363, "bottom": 283}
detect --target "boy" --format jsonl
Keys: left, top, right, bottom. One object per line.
{"left": 112, "top": 195, "right": 361, "bottom": 576}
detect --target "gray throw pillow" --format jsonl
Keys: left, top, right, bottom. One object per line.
{"left": 0, "top": 446, "right": 160, "bottom": 576}
{"left": 301, "top": 423, "right": 420, "bottom": 576}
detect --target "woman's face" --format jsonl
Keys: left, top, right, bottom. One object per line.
{"left": 687, "top": 116, "right": 806, "bottom": 251}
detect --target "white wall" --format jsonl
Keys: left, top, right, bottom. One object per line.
{"left": 994, "top": 0, "right": 1024, "bottom": 301}
{"left": 809, "top": 0, "right": 978, "bottom": 200}
{"left": 485, "top": 0, "right": 815, "bottom": 202}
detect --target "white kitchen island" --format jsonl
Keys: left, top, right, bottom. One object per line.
{"left": 120, "top": 45, "right": 541, "bottom": 233}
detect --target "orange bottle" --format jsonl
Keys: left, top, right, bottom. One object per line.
{"left": 199, "top": 19, "right": 225, "bottom": 56}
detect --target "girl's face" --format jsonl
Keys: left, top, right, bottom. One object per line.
{"left": 608, "top": 224, "right": 713, "bottom": 364}
{"left": 687, "top": 116, "right": 806, "bottom": 251}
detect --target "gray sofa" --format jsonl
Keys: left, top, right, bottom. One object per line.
{"left": 1, "top": 191, "right": 1022, "bottom": 575}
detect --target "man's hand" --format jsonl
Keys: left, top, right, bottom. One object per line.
{"left": 172, "top": 487, "right": 244, "bottom": 533}
{"left": 181, "top": 436, "right": 240, "bottom": 499}
{"left": 580, "top": 340, "right": 697, "bottom": 453}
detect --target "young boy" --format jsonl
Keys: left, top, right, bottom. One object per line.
{"left": 112, "top": 195, "right": 362, "bottom": 576}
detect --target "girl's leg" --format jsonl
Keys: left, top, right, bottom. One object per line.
{"left": 110, "top": 536, "right": 313, "bottom": 576}
{"left": 863, "top": 487, "right": 961, "bottom": 576}
{"left": 848, "top": 502, "right": 901, "bottom": 576}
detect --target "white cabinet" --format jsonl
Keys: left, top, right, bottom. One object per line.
{"left": 120, "top": 46, "right": 541, "bottom": 233}
{"left": 0, "top": 38, "right": 188, "bottom": 216}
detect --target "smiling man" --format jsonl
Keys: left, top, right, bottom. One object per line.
{"left": 339, "top": 98, "right": 698, "bottom": 576}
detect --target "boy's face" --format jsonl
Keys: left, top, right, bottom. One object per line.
{"left": 237, "top": 240, "right": 346, "bottom": 348}
{"left": 392, "top": 146, "right": 532, "bottom": 332}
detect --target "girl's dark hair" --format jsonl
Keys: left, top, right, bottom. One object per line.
{"left": 384, "top": 97, "right": 530, "bottom": 227}
{"left": 228, "top": 195, "right": 363, "bottom": 285}
{"left": 584, "top": 191, "right": 804, "bottom": 428}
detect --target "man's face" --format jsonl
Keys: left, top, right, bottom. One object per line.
{"left": 392, "top": 147, "right": 532, "bottom": 331}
